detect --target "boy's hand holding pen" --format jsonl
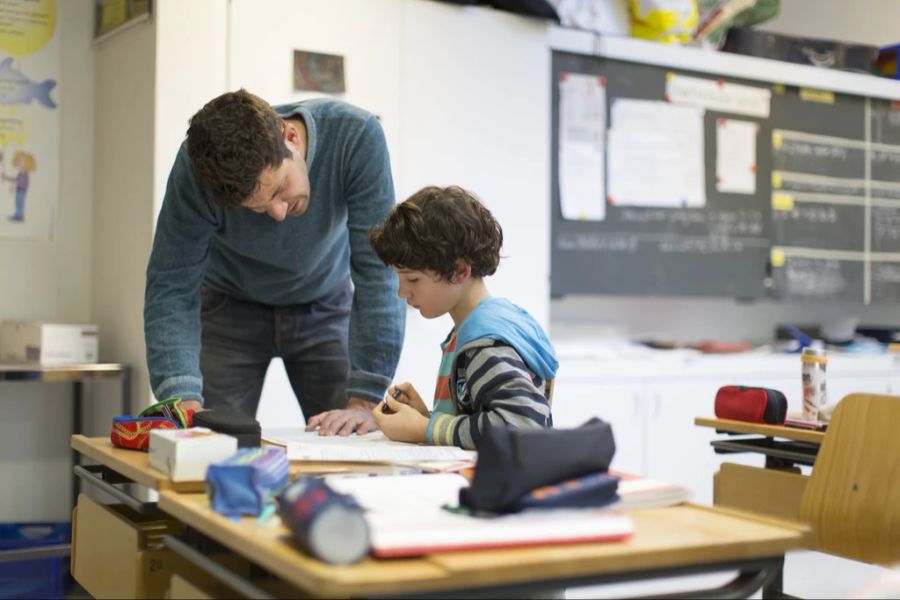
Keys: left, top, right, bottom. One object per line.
{"left": 380, "top": 388, "right": 402, "bottom": 414}
{"left": 380, "top": 383, "right": 430, "bottom": 418}
{"left": 374, "top": 383, "right": 431, "bottom": 444}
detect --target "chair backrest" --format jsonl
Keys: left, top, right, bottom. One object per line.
{"left": 799, "top": 393, "right": 900, "bottom": 565}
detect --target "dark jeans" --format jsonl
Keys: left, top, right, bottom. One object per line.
{"left": 199, "top": 278, "right": 352, "bottom": 420}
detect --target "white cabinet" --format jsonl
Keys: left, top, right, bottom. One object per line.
{"left": 889, "top": 376, "right": 900, "bottom": 396}
{"left": 645, "top": 380, "right": 723, "bottom": 505}
{"left": 552, "top": 378, "right": 645, "bottom": 477}
{"left": 828, "top": 375, "right": 891, "bottom": 404}
{"left": 552, "top": 350, "right": 900, "bottom": 508}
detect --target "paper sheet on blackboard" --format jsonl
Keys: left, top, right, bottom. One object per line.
{"left": 665, "top": 73, "right": 771, "bottom": 118}
{"left": 607, "top": 99, "right": 705, "bottom": 208}
{"left": 716, "top": 118, "right": 758, "bottom": 194}
{"left": 559, "top": 72, "right": 607, "bottom": 221}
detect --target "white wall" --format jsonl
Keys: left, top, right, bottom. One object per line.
{"left": 762, "top": 0, "right": 899, "bottom": 47}
{"left": 226, "top": 0, "right": 551, "bottom": 422}
{"left": 88, "top": 2, "right": 158, "bottom": 440}
{"left": 0, "top": 0, "right": 96, "bottom": 521}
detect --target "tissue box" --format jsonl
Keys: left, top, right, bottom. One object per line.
{"left": 149, "top": 428, "right": 238, "bottom": 482}
{"left": 0, "top": 320, "right": 98, "bottom": 365}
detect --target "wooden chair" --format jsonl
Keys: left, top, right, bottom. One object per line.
{"left": 798, "top": 392, "right": 900, "bottom": 565}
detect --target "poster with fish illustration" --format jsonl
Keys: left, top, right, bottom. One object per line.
{"left": 0, "top": 0, "right": 59, "bottom": 240}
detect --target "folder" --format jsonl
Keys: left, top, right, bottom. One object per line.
{"left": 325, "top": 473, "right": 634, "bottom": 558}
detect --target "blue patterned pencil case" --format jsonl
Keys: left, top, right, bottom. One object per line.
{"left": 206, "top": 447, "right": 289, "bottom": 517}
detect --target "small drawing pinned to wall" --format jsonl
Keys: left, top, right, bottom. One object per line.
{"left": 4, "top": 150, "right": 35, "bottom": 222}
{"left": 293, "top": 50, "right": 345, "bottom": 94}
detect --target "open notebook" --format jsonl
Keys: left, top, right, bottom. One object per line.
{"left": 325, "top": 473, "right": 634, "bottom": 557}
{"left": 263, "top": 428, "right": 475, "bottom": 471}
{"left": 610, "top": 471, "right": 693, "bottom": 510}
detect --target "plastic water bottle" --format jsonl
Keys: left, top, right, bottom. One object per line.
{"left": 801, "top": 346, "right": 828, "bottom": 420}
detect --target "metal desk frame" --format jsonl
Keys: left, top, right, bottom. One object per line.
{"left": 0, "top": 363, "right": 130, "bottom": 563}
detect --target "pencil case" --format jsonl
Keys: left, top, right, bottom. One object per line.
{"left": 110, "top": 416, "right": 181, "bottom": 451}
{"left": 714, "top": 385, "right": 787, "bottom": 424}
{"left": 460, "top": 417, "right": 616, "bottom": 514}
{"left": 193, "top": 408, "right": 261, "bottom": 448}
{"left": 277, "top": 477, "right": 370, "bottom": 565}
{"left": 109, "top": 397, "right": 197, "bottom": 450}
{"left": 206, "top": 447, "right": 289, "bottom": 517}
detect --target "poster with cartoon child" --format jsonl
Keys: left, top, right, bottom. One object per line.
{"left": 0, "top": 0, "right": 60, "bottom": 239}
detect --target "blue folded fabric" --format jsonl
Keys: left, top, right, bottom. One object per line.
{"left": 508, "top": 471, "right": 620, "bottom": 512}
{"left": 206, "top": 447, "right": 289, "bottom": 517}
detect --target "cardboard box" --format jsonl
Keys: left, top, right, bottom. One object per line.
{"left": 72, "top": 493, "right": 180, "bottom": 599}
{"left": 0, "top": 320, "right": 98, "bottom": 365}
{"left": 149, "top": 428, "right": 238, "bottom": 482}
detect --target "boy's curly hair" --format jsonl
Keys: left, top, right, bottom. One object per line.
{"left": 370, "top": 186, "right": 503, "bottom": 281}
{"left": 186, "top": 89, "right": 291, "bottom": 207}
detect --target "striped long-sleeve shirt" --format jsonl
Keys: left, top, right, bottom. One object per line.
{"left": 426, "top": 336, "right": 553, "bottom": 450}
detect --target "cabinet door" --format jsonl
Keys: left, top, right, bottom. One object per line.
{"left": 552, "top": 380, "right": 646, "bottom": 476}
{"left": 644, "top": 380, "right": 725, "bottom": 506}
{"left": 889, "top": 377, "right": 900, "bottom": 396}
{"left": 827, "top": 375, "right": 890, "bottom": 405}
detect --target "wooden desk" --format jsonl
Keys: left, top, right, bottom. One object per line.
{"left": 72, "top": 435, "right": 806, "bottom": 598}
{"left": 159, "top": 490, "right": 804, "bottom": 598}
{"left": 696, "top": 395, "right": 900, "bottom": 590}
{"left": 694, "top": 418, "right": 826, "bottom": 445}
{"left": 71, "top": 435, "right": 416, "bottom": 495}
{"left": 694, "top": 417, "right": 824, "bottom": 469}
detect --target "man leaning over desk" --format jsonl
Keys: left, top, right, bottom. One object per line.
{"left": 144, "top": 89, "right": 405, "bottom": 436}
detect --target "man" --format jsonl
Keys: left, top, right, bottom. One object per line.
{"left": 144, "top": 89, "right": 405, "bottom": 435}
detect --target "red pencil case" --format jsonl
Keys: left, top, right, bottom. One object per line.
{"left": 109, "top": 397, "right": 197, "bottom": 450}
{"left": 714, "top": 385, "right": 787, "bottom": 424}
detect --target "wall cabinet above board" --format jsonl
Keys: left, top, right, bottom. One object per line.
{"left": 550, "top": 29, "right": 900, "bottom": 304}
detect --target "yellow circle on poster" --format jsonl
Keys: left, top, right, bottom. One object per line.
{"left": 0, "top": 0, "right": 57, "bottom": 58}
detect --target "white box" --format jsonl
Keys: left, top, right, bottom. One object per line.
{"left": 149, "top": 428, "right": 238, "bottom": 482}
{"left": 0, "top": 320, "right": 99, "bottom": 365}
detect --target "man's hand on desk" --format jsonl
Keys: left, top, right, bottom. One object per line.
{"left": 305, "top": 396, "right": 378, "bottom": 436}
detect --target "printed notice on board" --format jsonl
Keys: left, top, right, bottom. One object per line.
{"left": 607, "top": 99, "right": 705, "bottom": 208}
{"left": 665, "top": 73, "right": 771, "bottom": 118}
{"left": 716, "top": 118, "right": 758, "bottom": 194}
{"left": 558, "top": 72, "right": 607, "bottom": 221}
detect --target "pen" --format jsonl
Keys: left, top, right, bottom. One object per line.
{"left": 381, "top": 388, "right": 401, "bottom": 414}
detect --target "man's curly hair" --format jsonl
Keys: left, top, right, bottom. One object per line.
{"left": 186, "top": 89, "right": 291, "bottom": 207}
{"left": 369, "top": 186, "right": 503, "bottom": 281}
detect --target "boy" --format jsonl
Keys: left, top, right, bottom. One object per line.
{"left": 370, "top": 185, "right": 558, "bottom": 450}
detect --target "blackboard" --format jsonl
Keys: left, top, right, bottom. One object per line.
{"left": 551, "top": 50, "right": 900, "bottom": 304}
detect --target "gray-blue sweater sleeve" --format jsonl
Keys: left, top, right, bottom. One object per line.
{"left": 344, "top": 117, "right": 406, "bottom": 402}
{"left": 144, "top": 145, "right": 218, "bottom": 403}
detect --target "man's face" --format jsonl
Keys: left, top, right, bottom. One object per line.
{"left": 242, "top": 145, "right": 310, "bottom": 221}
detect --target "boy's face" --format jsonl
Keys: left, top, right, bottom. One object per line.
{"left": 395, "top": 268, "right": 462, "bottom": 319}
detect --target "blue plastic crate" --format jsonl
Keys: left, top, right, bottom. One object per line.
{"left": 0, "top": 522, "right": 71, "bottom": 600}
